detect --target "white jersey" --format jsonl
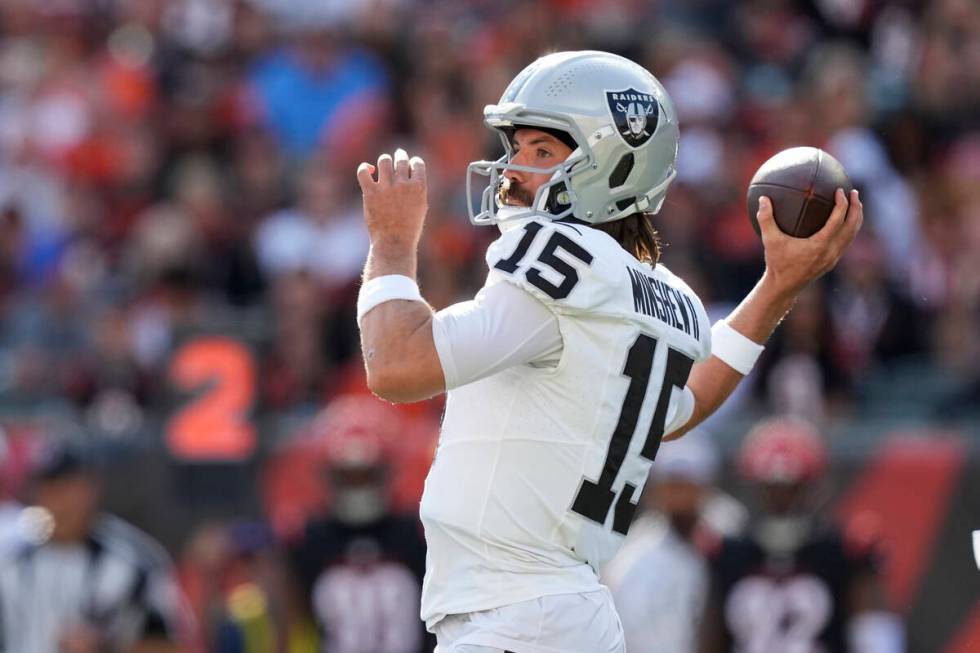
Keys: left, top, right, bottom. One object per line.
{"left": 420, "top": 218, "right": 711, "bottom": 628}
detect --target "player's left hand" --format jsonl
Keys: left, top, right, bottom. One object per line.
{"left": 356, "top": 149, "right": 428, "bottom": 252}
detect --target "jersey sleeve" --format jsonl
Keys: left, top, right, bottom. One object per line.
{"left": 431, "top": 280, "right": 563, "bottom": 390}
{"left": 484, "top": 220, "right": 615, "bottom": 314}
{"left": 664, "top": 386, "right": 696, "bottom": 436}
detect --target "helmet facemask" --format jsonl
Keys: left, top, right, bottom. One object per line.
{"left": 466, "top": 114, "right": 594, "bottom": 226}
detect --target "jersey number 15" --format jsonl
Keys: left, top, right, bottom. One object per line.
{"left": 573, "top": 334, "right": 694, "bottom": 534}
{"left": 493, "top": 221, "right": 695, "bottom": 535}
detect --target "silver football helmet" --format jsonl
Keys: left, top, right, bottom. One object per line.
{"left": 467, "top": 50, "right": 679, "bottom": 226}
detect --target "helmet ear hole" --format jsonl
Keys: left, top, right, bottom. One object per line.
{"left": 545, "top": 182, "right": 572, "bottom": 214}
{"left": 608, "top": 153, "right": 635, "bottom": 188}
{"left": 615, "top": 197, "right": 635, "bottom": 211}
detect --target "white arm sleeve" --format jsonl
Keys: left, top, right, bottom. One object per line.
{"left": 432, "top": 281, "right": 563, "bottom": 390}
{"left": 664, "top": 386, "right": 697, "bottom": 436}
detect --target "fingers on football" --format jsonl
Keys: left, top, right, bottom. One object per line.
{"left": 815, "top": 188, "right": 849, "bottom": 241}
{"left": 394, "top": 148, "right": 410, "bottom": 180}
{"left": 829, "top": 188, "right": 861, "bottom": 245}
{"left": 356, "top": 162, "right": 377, "bottom": 191}
{"left": 819, "top": 190, "right": 862, "bottom": 269}
{"left": 409, "top": 156, "right": 426, "bottom": 184}
{"left": 376, "top": 153, "right": 394, "bottom": 185}
{"left": 842, "top": 189, "right": 864, "bottom": 242}
{"left": 756, "top": 196, "right": 781, "bottom": 241}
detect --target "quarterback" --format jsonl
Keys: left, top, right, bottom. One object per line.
{"left": 355, "top": 51, "right": 862, "bottom": 653}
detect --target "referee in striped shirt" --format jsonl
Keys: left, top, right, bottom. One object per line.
{"left": 0, "top": 445, "right": 192, "bottom": 653}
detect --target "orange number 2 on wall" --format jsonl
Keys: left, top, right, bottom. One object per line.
{"left": 166, "top": 337, "right": 257, "bottom": 461}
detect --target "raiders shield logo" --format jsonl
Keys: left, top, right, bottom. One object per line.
{"left": 606, "top": 88, "right": 660, "bottom": 148}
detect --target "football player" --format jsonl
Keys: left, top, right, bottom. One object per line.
{"left": 698, "top": 418, "right": 903, "bottom": 653}
{"left": 289, "top": 397, "right": 430, "bottom": 653}
{"left": 355, "top": 50, "right": 862, "bottom": 653}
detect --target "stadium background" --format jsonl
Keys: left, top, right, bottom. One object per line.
{"left": 0, "top": 0, "right": 978, "bottom": 650}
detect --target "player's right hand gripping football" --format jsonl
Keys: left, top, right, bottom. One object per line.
{"left": 757, "top": 188, "right": 863, "bottom": 296}
{"left": 356, "top": 149, "right": 428, "bottom": 252}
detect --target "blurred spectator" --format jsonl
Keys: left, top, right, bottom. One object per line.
{"left": 0, "top": 428, "right": 29, "bottom": 557}
{"left": 215, "top": 521, "right": 317, "bottom": 653}
{"left": 261, "top": 270, "right": 353, "bottom": 410}
{"left": 246, "top": 25, "right": 389, "bottom": 159}
{"left": 699, "top": 418, "right": 903, "bottom": 653}
{"left": 179, "top": 520, "right": 317, "bottom": 653}
{"left": 758, "top": 285, "right": 845, "bottom": 424}
{"left": 0, "top": 444, "right": 192, "bottom": 652}
{"left": 254, "top": 154, "right": 367, "bottom": 290}
{"left": 804, "top": 42, "right": 922, "bottom": 285}
{"left": 0, "top": 0, "right": 974, "bottom": 431}
{"left": 227, "top": 127, "right": 287, "bottom": 223}
{"left": 826, "top": 231, "right": 926, "bottom": 381}
{"left": 604, "top": 430, "right": 746, "bottom": 653}
{"left": 288, "top": 397, "right": 431, "bottom": 653}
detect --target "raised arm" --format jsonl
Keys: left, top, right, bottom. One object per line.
{"left": 355, "top": 150, "right": 563, "bottom": 404}
{"left": 356, "top": 149, "right": 445, "bottom": 402}
{"left": 667, "top": 188, "right": 863, "bottom": 441}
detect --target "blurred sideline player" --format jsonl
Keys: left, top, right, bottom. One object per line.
{"left": 289, "top": 396, "right": 431, "bottom": 653}
{"left": 208, "top": 521, "right": 318, "bottom": 653}
{"left": 604, "top": 430, "right": 746, "bottom": 653}
{"left": 698, "top": 418, "right": 903, "bottom": 653}
{"left": 355, "top": 50, "right": 863, "bottom": 652}
{"left": 261, "top": 395, "right": 438, "bottom": 541}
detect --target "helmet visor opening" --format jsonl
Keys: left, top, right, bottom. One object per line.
{"left": 500, "top": 125, "right": 578, "bottom": 153}
{"left": 466, "top": 152, "right": 588, "bottom": 226}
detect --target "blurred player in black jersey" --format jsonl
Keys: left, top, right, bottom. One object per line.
{"left": 289, "top": 397, "right": 431, "bottom": 653}
{"left": 698, "top": 418, "right": 904, "bottom": 653}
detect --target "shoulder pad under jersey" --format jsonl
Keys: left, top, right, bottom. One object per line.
{"left": 484, "top": 219, "right": 618, "bottom": 313}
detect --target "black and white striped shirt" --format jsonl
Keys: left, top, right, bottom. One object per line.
{"left": 0, "top": 513, "right": 190, "bottom": 652}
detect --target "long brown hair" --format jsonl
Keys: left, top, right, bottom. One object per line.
{"left": 594, "top": 213, "right": 662, "bottom": 265}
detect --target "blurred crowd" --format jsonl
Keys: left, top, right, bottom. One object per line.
{"left": 0, "top": 0, "right": 978, "bottom": 650}
{"left": 0, "top": 0, "right": 978, "bottom": 431}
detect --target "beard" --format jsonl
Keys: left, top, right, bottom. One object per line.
{"left": 498, "top": 177, "right": 535, "bottom": 207}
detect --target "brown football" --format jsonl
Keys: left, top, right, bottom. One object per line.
{"left": 747, "top": 147, "right": 852, "bottom": 238}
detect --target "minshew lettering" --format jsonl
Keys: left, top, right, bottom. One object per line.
{"left": 627, "top": 267, "right": 700, "bottom": 340}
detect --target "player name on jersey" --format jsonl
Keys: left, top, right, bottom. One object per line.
{"left": 626, "top": 267, "right": 701, "bottom": 340}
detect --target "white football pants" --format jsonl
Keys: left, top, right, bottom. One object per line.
{"left": 432, "top": 588, "right": 625, "bottom": 653}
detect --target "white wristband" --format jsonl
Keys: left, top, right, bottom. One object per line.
{"left": 357, "top": 275, "right": 424, "bottom": 327}
{"left": 710, "top": 320, "right": 764, "bottom": 375}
